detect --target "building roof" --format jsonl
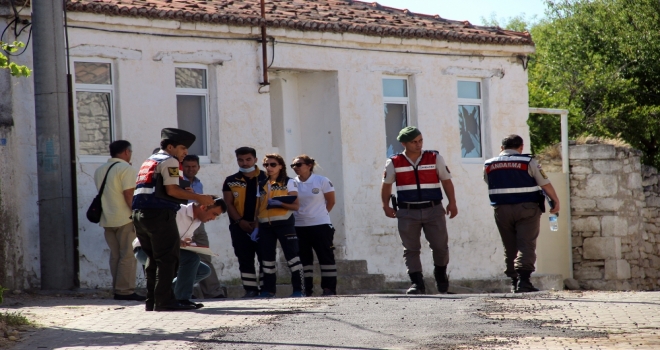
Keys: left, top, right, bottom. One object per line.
{"left": 66, "top": 0, "right": 533, "bottom": 46}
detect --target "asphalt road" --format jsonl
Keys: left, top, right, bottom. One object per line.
{"left": 197, "top": 293, "right": 603, "bottom": 350}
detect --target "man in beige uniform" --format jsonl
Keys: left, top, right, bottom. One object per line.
{"left": 93, "top": 140, "right": 145, "bottom": 301}
{"left": 483, "top": 134, "right": 560, "bottom": 293}
{"left": 381, "top": 126, "right": 458, "bottom": 295}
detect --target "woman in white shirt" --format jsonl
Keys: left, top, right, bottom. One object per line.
{"left": 291, "top": 154, "right": 337, "bottom": 296}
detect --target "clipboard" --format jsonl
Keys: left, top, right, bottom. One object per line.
{"left": 181, "top": 245, "right": 217, "bottom": 256}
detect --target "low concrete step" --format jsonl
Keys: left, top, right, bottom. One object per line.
{"left": 275, "top": 259, "right": 369, "bottom": 279}
{"left": 337, "top": 274, "right": 386, "bottom": 293}
{"left": 384, "top": 274, "right": 564, "bottom": 294}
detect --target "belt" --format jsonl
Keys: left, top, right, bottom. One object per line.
{"left": 399, "top": 200, "right": 442, "bottom": 210}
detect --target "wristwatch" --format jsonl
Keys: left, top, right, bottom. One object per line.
{"left": 234, "top": 218, "right": 243, "bottom": 225}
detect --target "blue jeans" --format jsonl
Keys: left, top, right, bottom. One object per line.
{"left": 135, "top": 247, "right": 211, "bottom": 300}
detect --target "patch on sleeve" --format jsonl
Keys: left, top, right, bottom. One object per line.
{"left": 168, "top": 167, "right": 180, "bottom": 177}
{"left": 329, "top": 181, "right": 333, "bottom": 187}
{"left": 445, "top": 166, "right": 451, "bottom": 174}
{"left": 540, "top": 169, "right": 548, "bottom": 179}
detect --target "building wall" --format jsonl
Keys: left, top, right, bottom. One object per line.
{"left": 13, "top": 12, "right": 534, "bottom": 289}
{"left": 0, "top": 15, "right": 41, "bottom": 290}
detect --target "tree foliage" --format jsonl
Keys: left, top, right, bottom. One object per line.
{"left": 0, "top": 40, "right": 31, "bottom": 77}
{"left": 527, "top": 0, "right": 660, "bottom": 167}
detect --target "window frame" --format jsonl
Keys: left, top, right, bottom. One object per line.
{"left": 175, "top": 64, "right": 210, "bottom": 163}
{"left": 382, "top": 76, "right": 411, "bottom": 157}
{"left": 457, "top": 78, "right": 485, "bottom": 163}
{"left": 71, "top": 57, "right": 116, "bottom": 163}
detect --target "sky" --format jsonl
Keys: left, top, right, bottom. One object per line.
{"left": 375, "top": 0, "right": 548, "bottom": 26}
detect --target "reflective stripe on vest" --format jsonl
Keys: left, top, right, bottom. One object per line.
{"left": 132, "top": 153, "right": 181, "bottom": 211}
{"left": 391, "top": 151, "right": 443, "bottom": 203}
{"left": 485, "top": 154, "right": 543, "bottom": 205}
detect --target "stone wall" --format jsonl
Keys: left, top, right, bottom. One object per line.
{"left": 540, "top": 144, "right": 659, "bottom": 290}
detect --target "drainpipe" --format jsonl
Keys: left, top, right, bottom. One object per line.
{"left": 260, "top": 0, "right": 269, "bottom": 87}
{"left": 32, "top": 0, "right": 76, "bottom": 289}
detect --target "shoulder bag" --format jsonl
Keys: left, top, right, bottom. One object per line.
{"left": 86, "top": 162, "right": 121, "bottom": 224}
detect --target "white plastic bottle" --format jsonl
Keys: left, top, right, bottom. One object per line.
{"left": 549, "top": 214, "right": 559, "bottom": 231}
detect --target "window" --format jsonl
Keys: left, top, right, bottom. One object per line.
{"left": 74, "top": 61, "right": 114, "bottom": 156}
{"left": 383, "top": 77, "right": 409, "bottom": 157}
{"left": 175, "top": 67, "right": 209, "bottom": 157}
{"left": 457, "top": 80, "right": 483, "bottom": 158}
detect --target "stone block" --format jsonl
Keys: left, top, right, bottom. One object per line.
{"left": 572, "top": 236, "right": 583, "bottom": 247}
{"left": 572, "top": 166, "right": 593, "bottom": 175}
{"left": 650, "top": 255, "right": 660, "bottom": 269}
{"left": 574, "top": 266, "right": 603, "bottom": 280}
{"left": 647, "top": 196, "right": 660, "bottom": 208}
{"left": 596, "top": 198, "right": 624, "bottom": 211}
{"left": 583, "top": 237, "right": 621, "bottom": 259}
{"left": 584, "top": 175, "right": 618, "bottom": 197}
{"left": 571, "top": 198, "right": 596, "bottom": 210}
{"left": 593, "top": 160, "right": 623, "bottom": 174}
{"left": 569, "top": 144, "right": 616, "bottom": 160}
{"left": 601, "top": 216, "right": 628, "bottom": 237}
{"left": 642, "top": 165, "right": 658, "bottom": 177}
{"left": 644, "top": 242, "right": 654, "bottom": 254}
{"left": 605, "top": 259, "right": 631, "bottom": 280}
{"left": 642, "top": 175, "right": 658, "bottom": 187}
{"left": 564, "top": 278, "right": 581, "bottom": 290}
{"left": 572, "top": 217, "right": 600, "bottom": 232}
{"left": 628, "top": 174, "right": 642, "bottom": 189}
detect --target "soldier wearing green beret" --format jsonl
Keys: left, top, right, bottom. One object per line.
{"left": 132, "top": 128, "right": 215, "bottom": 311}
{"left": 381, "top": 126, "right": 458, "bottom": 294}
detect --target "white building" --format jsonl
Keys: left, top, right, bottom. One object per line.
{"left": 0, "top": 0, "right": 536, "bottom": 290}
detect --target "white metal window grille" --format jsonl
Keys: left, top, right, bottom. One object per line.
{"left": 175, "top": 66, "right": 209, "bottom": 157}
{"left": 73, "top": 60, "right": 115, "bottom": 156}
{"left": 383, "top": 77, "right": 410, "bottom": 157}
{"left": 457, "top": 80, "right": 483, "bottom": 159}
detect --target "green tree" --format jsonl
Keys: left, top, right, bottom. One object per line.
{"left": 0, "top": 40, "right": 31, "bottom": 77}
{"left": 527, "top": 0, "right": 660, "bottom": 167}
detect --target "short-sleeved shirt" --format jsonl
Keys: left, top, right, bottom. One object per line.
{"left": 94, "top": 158, "right": 137, "bottom": 227}
{"left": 222, "top": 169, "right": 265, "bottom": 221}
{"left": 183, "top": 175, "right": 204, "bottom": 195}
{"left": 382, "top": 150, "right": 452, "bottom": 185}
{"left": 156, "top": 153, "right": 182, "bottom": 187}
{"left": 293, "top": 174, "right": 335, "bottom": 227}
{"left": 482, "top": 149, "right": 551, "bottom": 187}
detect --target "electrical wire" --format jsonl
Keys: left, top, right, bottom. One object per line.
{"left": 1, "top": 0, "right": 32, "bottom": 57}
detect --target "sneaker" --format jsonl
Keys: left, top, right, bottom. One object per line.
{"left": 114, "top": 293, "right": 147, "bottom": 301}
{"left": 242, "top": 290, "right": 260, "bottom": 298}
{"left": 257, "top": 291, "right": 276, "bottom": 298}
{"left": 289, "top": 291, "right": 305, "bottom": 298}
{"left": 321, "top": 288, "right": 336, "bottom": 296}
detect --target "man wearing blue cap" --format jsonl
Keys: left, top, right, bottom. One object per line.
{"left": 381, "top": 126, "right": 458, "bottom": 295}
{"left": 132, "top": 128, "right": 215, "bottom": 311}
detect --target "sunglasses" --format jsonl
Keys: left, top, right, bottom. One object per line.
{"left": 290, "top": 162, "right": 305, "bottom": 169}
{"left": 263, "top": 162, "right": 279, "bottom": 168}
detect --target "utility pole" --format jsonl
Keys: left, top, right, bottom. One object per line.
{"left": 31, "top": 0, "right": 76, "bottom": 289}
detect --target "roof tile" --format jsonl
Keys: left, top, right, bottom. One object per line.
{"left": 66, "top": 0, "right": 533, "bottom": 46}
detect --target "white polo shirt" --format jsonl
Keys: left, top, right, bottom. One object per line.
{"left": 132, "top": 203, "right": 200, "bottom": 249}
{"left": 293, "top": 174, "right": 335, "bottom": 227}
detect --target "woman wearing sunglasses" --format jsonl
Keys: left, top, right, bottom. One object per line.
{"left": 291, "top": 155, "right": 337, "bottom": 296}
{"left": 255, "top": 153, "right": 305, "bottom": 297}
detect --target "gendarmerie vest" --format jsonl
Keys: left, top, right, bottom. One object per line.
{"left": 484, "top": 154, "right": 544, "bottom": 205}
{"left": 132, "top": 152, "right": 183, "bottom": 211}
{"left": 391, "top": 150, "right": 443, "bottom": 203}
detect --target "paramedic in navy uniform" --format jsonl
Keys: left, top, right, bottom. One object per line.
{"left": 132, "top": 128, "right": 214, "bottom": 311}
{"left": 381, "top": 126, "right": 458, "bottom": 295}
{"left": 484, "top": 134, "right": 560, "bottom": 293}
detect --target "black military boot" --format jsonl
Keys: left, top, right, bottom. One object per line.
{"left": 515, "top": 270, "right": 539, "bottom": 293}
{"left": 510, "top": 277, "right": 519, "bottom": 293}
{"left": 433, "top": 265, "right": 449, "bottom": 294}
{"left": 406, "top": 272, "right": 426, "bottom": 295}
